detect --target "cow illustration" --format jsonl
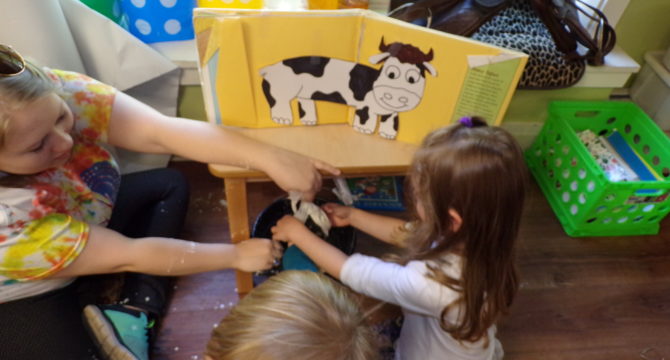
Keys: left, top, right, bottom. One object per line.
{"left": 259, "top": 38, "right": 437, "bottom": 139}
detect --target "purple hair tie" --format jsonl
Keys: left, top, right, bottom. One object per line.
{"left": 459, "top": 116, "right": 474, "bottom": 128}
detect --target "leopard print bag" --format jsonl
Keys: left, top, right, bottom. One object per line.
{"left": 471, "top": 0, "right": 585, "bottom": 89}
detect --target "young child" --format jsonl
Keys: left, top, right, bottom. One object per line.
{"left": 272, "top": 117, "right": 527, "bottom": 359}
{"left": 205, "top": 270, "right": 377, "bottom": 360}
{"left": 0, "top": 44, "right": 339, "bottom": 360}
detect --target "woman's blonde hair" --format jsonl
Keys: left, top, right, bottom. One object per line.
{"left": 0, "top": 58, "right": 56, "bottom": 146}
{"left": 401, "top": 117, "right": 527, "bottom": 343}
{"left": 205, "top": 270, "right": 377, "bottom": 360}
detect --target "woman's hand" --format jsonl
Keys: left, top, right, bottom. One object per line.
{"left": 264, "top": 149, "right": 340, "bottom": 202}
{"left": 322, "top": 202, "right": 355, "bottom": 227}
{"left": 270, "top": 215, "right": 312, "bottom": 246}
{"left": 230, "top": 238, "right": 283, "bottom": 272}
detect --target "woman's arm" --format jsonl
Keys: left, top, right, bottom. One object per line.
{"left": 53, "top": 225, "right": 282, "bottom": 278}
{"left": 323, "top": 203, "right": 408, "bottom": 247}
{"left": 107, "top": 92, "right": 340, "bottom": 199}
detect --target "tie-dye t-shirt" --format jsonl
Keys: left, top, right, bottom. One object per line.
{"left": 0, "top": 69, "right": 120, "bottom": 302}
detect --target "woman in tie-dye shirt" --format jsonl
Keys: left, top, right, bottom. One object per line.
{"left": 0, "top": 46, "right": 340, "bottom": 360}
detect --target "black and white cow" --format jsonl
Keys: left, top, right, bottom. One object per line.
{"left": 259, "top": 39, "right": 437, "bottom": 139}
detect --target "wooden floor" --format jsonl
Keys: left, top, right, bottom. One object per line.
{"left": 153, "top": 161, "right": 670, "bottom": 360}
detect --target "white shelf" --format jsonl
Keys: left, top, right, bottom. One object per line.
{"left": 573, "top": 45, "right": 640, "bottom": 88}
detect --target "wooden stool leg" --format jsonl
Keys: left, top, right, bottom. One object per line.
{"left": 224, "top": 177, "right": 254, "bottom": 298}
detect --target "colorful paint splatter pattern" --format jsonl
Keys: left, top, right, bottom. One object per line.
{"left": 0, "top": 70, "right": 120, "bottom": 293}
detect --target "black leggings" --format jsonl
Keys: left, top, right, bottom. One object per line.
{"left": 106, "top": 167, "right": 189, "bottom": 317}
{"left": 0, "top": 168, "right": 190, "bottom": 360}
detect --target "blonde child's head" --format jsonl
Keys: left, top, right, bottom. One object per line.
{"left": 205, "top": 270, "right": 377, "bottom": 360}
{"left": 405, "top": 116, "right": 527, "bottom": 343}
{"left": 0, "top": 45, "right": 56, "bottom": 147}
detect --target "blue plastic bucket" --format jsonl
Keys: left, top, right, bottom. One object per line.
{"left": 252, "top": 197, "right": 357, "bottom": 273}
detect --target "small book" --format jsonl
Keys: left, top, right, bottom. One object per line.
{"left": 346, "top": 176, "right": 405, "bottom": 211}
{"left": 578, "top": 129, "right": 637, "bottom": 182}
{"left": 632, "top": 148, "right": 663, "bottom": 181}
{"left": 606, "top": 131, "right": 658, "bottom": 181}
{"left": 606, "top": 130, "right": 659, "bottom": 195}
{"left": 597, "top": 134, "right": 638, "bottom": 182}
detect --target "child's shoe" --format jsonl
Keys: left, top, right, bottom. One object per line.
{"left": 83, "top": 304, "right": 152, "bottom": 360}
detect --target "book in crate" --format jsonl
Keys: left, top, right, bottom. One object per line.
{"left": 579, "top": 128, "right": 665, "bottom": 203}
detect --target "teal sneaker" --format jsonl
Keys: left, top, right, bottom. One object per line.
{"left": 83, "top": 304, "right": 152, "bottom": 360}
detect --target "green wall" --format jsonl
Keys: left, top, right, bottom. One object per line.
{"left": 616, "top": 0, "right": 670, "bottom": 73}
{"left": 178, "top": 85, "right": 207, "bottom": 120}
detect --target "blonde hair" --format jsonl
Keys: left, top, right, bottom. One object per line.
{"left": 205, "top": 271, "right": 377, "bottom": 360}
{"left": 0, "top": 58, "right": 57, "bottom": 146}
{"left": 401, "top": 117, "right": 527, "bottom": 343}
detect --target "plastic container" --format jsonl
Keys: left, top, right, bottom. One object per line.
{"left": 630, "top": 51, "right": 670, "bottom": 130}
{"left": 252, "top": 197, "right": 356, "bottom": 274}
{"left": 338, "top": 0, "right": 368, "bottom": 8}
{"left": 525, "top": 101, "right": 670, "bottom": 237}
{"left": 121, "top": 0, "right": 196, "bottom": 43}
{"left": 307, "top": 0, "right": 338, "bottom": 9}
{"left": 198, "top": 0, "right": 264, "bottom": 9}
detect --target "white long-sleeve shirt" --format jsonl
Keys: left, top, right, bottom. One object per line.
{"left": 340, "top": 253, "right": 502, "bottom": 360}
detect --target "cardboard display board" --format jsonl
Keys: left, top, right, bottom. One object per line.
{"left": 194, "top": 8, "right": 527, "bottom": 144}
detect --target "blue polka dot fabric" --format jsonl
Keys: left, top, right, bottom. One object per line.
{"left": 121, "top": 0, "right": 196, "bottom": 43}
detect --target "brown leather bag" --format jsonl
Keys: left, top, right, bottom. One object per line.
{"left": 529, "top": 0, "right": 616, "bottom": 66}
{"left": 389, "top": 0, "right": 511, "bottom": 37}
{"left": 389, "top": 0, "right": 615, "bottom": 66}
{"left": 388, "top": 0, "right": 462, "bottom": 26}
{"left": 430, "top": 0, "right": 511, "bottom": 37}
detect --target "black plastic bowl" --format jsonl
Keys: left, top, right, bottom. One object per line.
{"left": 251, "top": 197, "right": 357, "bottom": 272}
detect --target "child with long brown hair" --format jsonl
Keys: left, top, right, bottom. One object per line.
{"left": 272, "top": 117, "right": 527, "bottom": 359}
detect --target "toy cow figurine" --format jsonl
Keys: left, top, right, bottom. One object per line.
{"left": 259, "top": 38, "right": 437, "bottom": 139}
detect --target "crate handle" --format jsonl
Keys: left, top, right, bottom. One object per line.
{"left": 574, "top": 110, "right": 600, "bottom": 118}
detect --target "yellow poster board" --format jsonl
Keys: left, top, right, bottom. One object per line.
{"left": 194, "top": 8, "right": 527, "bottom": 144}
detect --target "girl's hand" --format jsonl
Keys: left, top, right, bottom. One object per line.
{"left": 271, "top": 215, "right": 312, "bottom": 246}
{"left": 265, "top": 150, "right": 340, "bottom": 202}
{"left": 322, "top": 202, "right": 355, "bottom": 227}
{"left": 231, "top": 238, "right": 283, "bottom": 272}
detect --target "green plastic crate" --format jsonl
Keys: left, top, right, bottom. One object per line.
{"left": 525, "top": 101, "right": 670, "bottom": 237}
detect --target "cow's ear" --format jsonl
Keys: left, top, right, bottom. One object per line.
{"left": 369, "top": 52, "right": 390, "bottom": 65}
{"left": 423, "top": 62, "right": 437, "bottom": 77}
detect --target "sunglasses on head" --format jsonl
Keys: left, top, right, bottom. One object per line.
{"left": 0, "top": 45, "right": 26, "bottom": 77}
